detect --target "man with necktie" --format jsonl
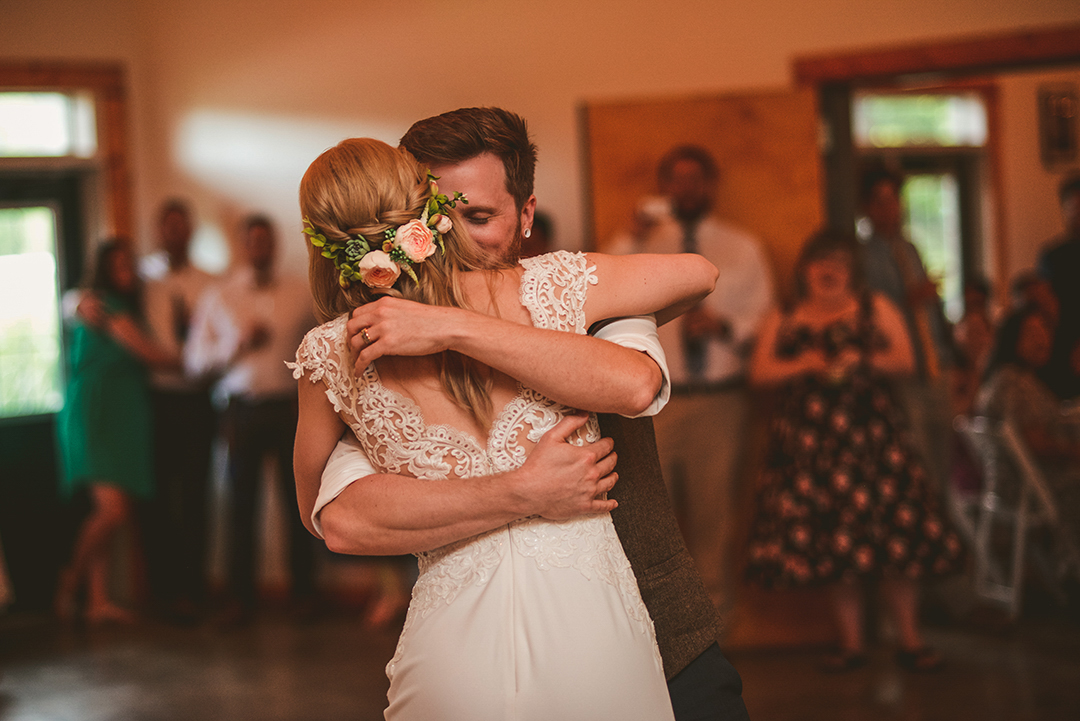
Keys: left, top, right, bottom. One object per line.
{"left": 612, "top": 145, "right": 775, "bottom": 609}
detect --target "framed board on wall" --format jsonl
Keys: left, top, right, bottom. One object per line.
{"left": 582, "top": 87, "right": 824, "bottom": 304}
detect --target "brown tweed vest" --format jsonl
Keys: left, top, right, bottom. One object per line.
{"left": 598, "top": 413, "right": 721, "bottom": 679}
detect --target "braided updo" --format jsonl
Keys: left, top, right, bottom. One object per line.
{"left": 299, "top": 137, "right": 504, "bottom": 425}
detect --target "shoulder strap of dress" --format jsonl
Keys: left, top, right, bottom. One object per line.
{"left": 518, "top": 250, "right": 597, "bottom": 334}
{"left": 287, "top": 314, "right": 349, "bottom": 388}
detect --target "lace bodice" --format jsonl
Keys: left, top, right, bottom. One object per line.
{"left": 289, "top": 251, "right": 600, "bottom": 481}
{"left": 289, "top": 252, "right": 648, "bottom": 631}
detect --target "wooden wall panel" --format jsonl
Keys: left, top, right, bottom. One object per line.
{"left": 584, "top": 88, "right": 823, "bottom": 303}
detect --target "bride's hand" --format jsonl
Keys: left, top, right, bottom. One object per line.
{"left": 512, "top": 413, "right": 619, "bottom": 521}
{"left": 349, "top": 297, "right": 467, "bottom": 372}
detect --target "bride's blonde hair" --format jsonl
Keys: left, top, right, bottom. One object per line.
{"left": 300, "top": 137, "right": 506, "bottom": 425}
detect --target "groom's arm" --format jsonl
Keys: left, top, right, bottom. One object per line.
{"left": 316, "top": 414, "right": 619, "bottom": 555}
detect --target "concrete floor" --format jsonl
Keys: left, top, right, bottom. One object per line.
{"left": 1, "top": 606, "right": 1078, "bottom": 721}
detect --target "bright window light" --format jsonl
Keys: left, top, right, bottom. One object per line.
{"left": 0, "top": 92, "right": 98, "bottom": 158}
{"left": 853, "top": 93, "right": 987, "bottom": 148}
{"left": 0, "top": 206, "right": 65, "bottom": 418}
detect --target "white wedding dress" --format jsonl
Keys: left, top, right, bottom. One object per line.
{"left": 291, "top": 251, "right": 674, "bottom": 721}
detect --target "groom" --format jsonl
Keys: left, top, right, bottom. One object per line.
{"left": 301, "top": 107, "right": 748, "bottom": 721}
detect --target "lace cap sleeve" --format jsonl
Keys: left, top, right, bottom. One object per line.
{"left": 286, "top": 314, "right": 349, "bottom": 385}
{"left": 518, "top": 250, "right": 597, "bottom": 334}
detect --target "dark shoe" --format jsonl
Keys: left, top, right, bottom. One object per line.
{"left": 820, "top": 649, "right": 868, "bottom": 673}
{"left": 895, "top": 646, "right": 943, "bottom": 672}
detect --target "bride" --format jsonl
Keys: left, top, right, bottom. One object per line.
{"left": 290, "top": 138, "right": 716, "bottom": 720}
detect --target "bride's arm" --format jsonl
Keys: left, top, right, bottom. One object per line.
{"left": 294, "top": 377, "right": 349, "bottom": 536}
{"left": 348, "top": 297, "right": 663, "bottom": 417}
{"left": 583, "top": 253, "right": 718, "bottom": 329}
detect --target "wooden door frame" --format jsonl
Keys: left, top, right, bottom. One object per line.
{"left": 0, "top": 60, "right": 132, "bottom": 240}
{"left": 792, "top": 23, "right": 1080, "bottom": 299}
{"left": 793, "top": 24, "right": 1080, "bottom": 85}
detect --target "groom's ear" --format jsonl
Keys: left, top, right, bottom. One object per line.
{"left": 520, "top": 194, "right": 537, "bottom": 232}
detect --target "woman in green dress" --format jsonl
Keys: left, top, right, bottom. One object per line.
{"left": 55, "top": 240, "right": 177, "bottom": 623}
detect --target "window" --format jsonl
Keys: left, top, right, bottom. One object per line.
{"left": 853, "top": 92, "right": 987, "bottom": 149}
{"left": 0, "top": 205, "right": 65, "bottom": 418}
{"left": 903, "top": 174, "right": 964, "bottom": 321}
{"left": 0, "top": 92, "right": 97, "bottom": 158}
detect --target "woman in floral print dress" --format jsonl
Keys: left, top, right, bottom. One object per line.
{"left": 744, "top": 229, "right": 963, "bottom": 672}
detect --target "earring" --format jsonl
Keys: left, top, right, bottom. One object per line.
{"left": 524, "top": 228, "right": 532, "bottom": 239}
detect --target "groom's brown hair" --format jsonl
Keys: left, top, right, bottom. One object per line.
{"left": 400, "top": 107, "right": 537, "bottom": 213}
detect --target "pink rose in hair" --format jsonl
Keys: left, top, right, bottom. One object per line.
{"left": 395, "top": 219, "right": 437, "bottom": 263}
{"left": 358, "top": 250, "right": 400, "bottom": 288}
{"left": 431, "top": 214, "right": 453, "bottom": 234}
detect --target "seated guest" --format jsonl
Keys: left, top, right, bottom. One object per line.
{"left": 952, "top": 277, "right": 994, "bottom": 416}
{"left": 975, "top": 306, "right": 1080, "bottom": 541}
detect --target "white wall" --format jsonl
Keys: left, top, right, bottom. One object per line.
{"left": 4, "top": 0, "right": 1080, "bottom": 273}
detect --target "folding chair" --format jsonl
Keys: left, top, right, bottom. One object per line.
{"left": 953, "top": 415, "right": 1080, "bottom": 619}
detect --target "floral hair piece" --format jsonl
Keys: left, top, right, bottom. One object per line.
{"left": 303, "top": 171, "right": 467, "bottom": 289}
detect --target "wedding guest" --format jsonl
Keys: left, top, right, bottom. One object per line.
{"left": 745, "top": 228, "right": 963, "bottom": 673}
{"left": 1038, "top": 173, "right": 1080, "bottom": 400}
{"left": 975, "top": 306, "right": 1080, "bottom": 540}
{"left": 610, "top": 145, "right": 775, "bottom": 607}
{"left": 185, "top": 215, "right": 317, "bottom": 624}
{"left": 860, "top": 167, "right": 954, "bottom": 492}
{"left": 55, "top": 241, "right": 177, "bottom": 623}
{"left": 139, "top": 200, "right": 217, "bottom": 623}
{"left": 952, "top": 277, "right": 994, "bottom": 416}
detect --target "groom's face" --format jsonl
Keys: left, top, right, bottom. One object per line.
{"left": 429, "top": 152, "right": 536, "bottom": 263}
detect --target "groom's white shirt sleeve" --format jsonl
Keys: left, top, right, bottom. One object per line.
{"left": 313, "top": 432, "right": 374, "bottom": 538}
{"left": 311, "top": 315, "right": 671, "bottom": 537}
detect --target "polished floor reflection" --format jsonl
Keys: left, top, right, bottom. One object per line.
{"left": 1, "top": 605, "right": 1078, "bottom": 720}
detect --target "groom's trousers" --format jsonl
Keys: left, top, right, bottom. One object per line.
{"left": 599, "top": 413, "right": 749, "bottom": 721}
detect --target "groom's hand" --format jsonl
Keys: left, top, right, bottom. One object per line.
{"left": 511, "top": 413, "right": 619, "bottom": 521}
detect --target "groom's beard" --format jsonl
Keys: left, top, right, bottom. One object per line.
{"left": 501, "top": 220, "right": 525, "bottom": 264}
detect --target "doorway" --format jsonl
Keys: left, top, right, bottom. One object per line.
{"left": 852, "top": 88, "right": 992, "bottom": 320}
{"left": 0, "top": 172, "right": 88, "bottom": 611}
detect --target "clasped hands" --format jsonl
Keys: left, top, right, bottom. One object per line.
{"left": 802, "top": 347, "right": 863, "bottom": 381}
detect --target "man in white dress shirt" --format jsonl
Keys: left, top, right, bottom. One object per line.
{"left": 186, "top": 215, "right": 316, "bottom": 623}
{"left": 140, "top": 199, "right": 217, "bottom": 622}
{"left": 611, "top": 146, "right": 774, "bottom": 607}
